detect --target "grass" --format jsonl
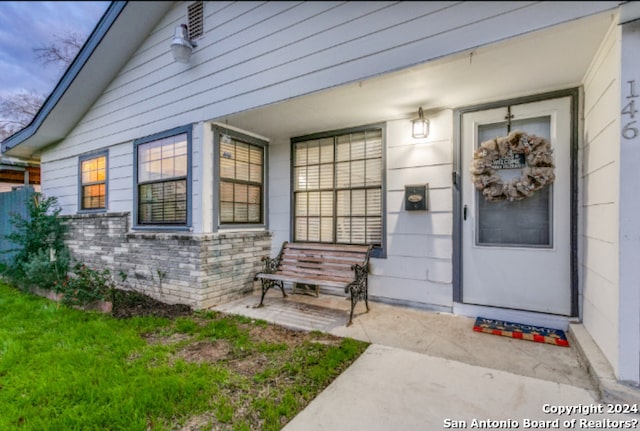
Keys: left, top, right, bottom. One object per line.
{"left": 0, "top": 282, "right": 369, "bottom": 430}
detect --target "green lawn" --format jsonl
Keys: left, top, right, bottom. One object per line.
{"left": 0, "top": 282, "right": 368, "bottom": 430}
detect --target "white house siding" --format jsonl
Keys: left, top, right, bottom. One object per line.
{"left": 40, "top": 157, "right": 77, "bottom": 212}
{"left": 190, "top": 123, "right": 203, "bottom": 231}
{"left": 267, "top": 136, "right": 292, "bottom": 251}
{"left": 581, "top": 21, "right": 621, "bottom": 375}
{"left": 39, "top": 1, "right": 616, "bottom": 225}
{"left": 371, "top": 111, "right": 453, "bottom": 308}
{"left": 618, "top": 17, "right": 640, "bottom": 385}
{"left": 108, "top": 142, "right": 134, "bottom": 214}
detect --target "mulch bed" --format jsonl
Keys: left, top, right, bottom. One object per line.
{"left": 110, "top": 289, "right": 193, "bottom": 319}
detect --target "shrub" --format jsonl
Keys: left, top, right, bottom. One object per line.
{"left": 3, "top": 193, "right": 115, "bottom": 307}
{"left": 3, "top": 193, "right": 69, "bottom": 290}
{"left": 20, "top": 248, "right": 70, "bottom": 291}
{"left": 57, "top": 262, "right": 115, "bottom": 306}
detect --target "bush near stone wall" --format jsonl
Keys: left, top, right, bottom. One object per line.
{"left": 2, "top": 194, "right": 114, "bottom": 307}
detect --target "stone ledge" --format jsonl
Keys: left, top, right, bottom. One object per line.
{"left": 126, "top": 230, "right": 271, "bottom": 241}
{"left": 61, "top": 212, "right": 130, "bottom": 220}
{"left": 568, "top": 323, "right": 640, "bottom": 406}
{"left": 29, "top": 286, "right": 113, "bottom": 313}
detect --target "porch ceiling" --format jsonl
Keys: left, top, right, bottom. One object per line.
{"left": 220, "top": 11, "right": 615, "bottom": 142}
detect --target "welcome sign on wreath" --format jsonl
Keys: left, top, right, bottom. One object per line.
{"left": 470, "top": 130, "right": 555, "bottom": 201}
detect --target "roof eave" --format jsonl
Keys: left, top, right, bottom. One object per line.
{"left": 1, "top": 1, "right": 128, "bottom": 158}
{"left": 1, "top": 1, "right": 173, "bottom": 160}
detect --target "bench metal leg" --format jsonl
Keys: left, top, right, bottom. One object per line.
{"left": 347, "top": 290, "right": 369, "bottom": 326}
{"left": 348, "top": 294, "right": 357, "bottom": 327}
{"left": 345, "top": 263, "right": 369, "bottom": 326}
{"left": 365, "top": 287, "right": 370, "bottom": 312}
{"left": 255, "top": 279, "right": 286, "bottom": 308}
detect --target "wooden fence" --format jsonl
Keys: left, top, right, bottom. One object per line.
{"left": 0, "top": 186, "right": 33, "bottom": 263}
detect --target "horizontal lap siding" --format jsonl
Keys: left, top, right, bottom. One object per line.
{"left": 42, "top": 1, "right": 615, "bottom": 163}
{"left": 41, "top": 157, "right": 77, "bottom": 213}
{"left": 581, "top": 20, "right": 620, "bottom": 374}
{"left": 375, "top": 111, "right": 453, "bottom": 308}
{"left": 108, "top": 142, "right": 133, "bottom": 214}
{"left": 268, "top": 137, "right": 291, "bottom": 252}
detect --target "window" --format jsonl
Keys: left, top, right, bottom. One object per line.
{"left": 216, "top": 129, "right": 266, "bottom": 225}
{"left": 292, "top": 125, "right": 385, "bottom": 256}
{"left": 134, "top": 126, "right": 191, "bottom": 226}
{"left": 78, "top": 151, "right": 107, "bottom": 211}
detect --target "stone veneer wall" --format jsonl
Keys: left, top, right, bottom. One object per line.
{"left": 61, "top": 212, "right": 272, "bottom": 309}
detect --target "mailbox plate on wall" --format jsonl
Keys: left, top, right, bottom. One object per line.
{"left": 405, "top": 184, "right": 428, "bottom": 211}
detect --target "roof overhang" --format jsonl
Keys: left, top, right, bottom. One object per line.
{"left": 1, "top": 1, "right": 173, "bottom": 160}
{"left": 220, "top": 10, "right": 618, "bottom": 143}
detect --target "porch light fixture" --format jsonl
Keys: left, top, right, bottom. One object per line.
{"left": 170, "top": 24, "right": 197, "bottom": 63}
{"left": 411, "top": 107, "right": 430, "bottom": 139}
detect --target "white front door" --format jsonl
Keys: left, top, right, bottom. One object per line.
{"left": 461, "top": 97, "right": 572, "bottom": 315}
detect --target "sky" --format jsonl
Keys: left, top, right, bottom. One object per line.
{"left": 0, "top": 1, "right": 110, "bottom": 97}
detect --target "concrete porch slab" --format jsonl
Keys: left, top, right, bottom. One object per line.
{"left": 214, "top": 291, "right": 595, "bottom": 391}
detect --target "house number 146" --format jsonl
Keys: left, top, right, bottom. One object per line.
{"left": 622, "top": 80, "right": 639, "bottom": 140}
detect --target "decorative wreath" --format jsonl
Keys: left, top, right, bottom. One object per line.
{"left": 470, "top": 130, "right": 555, "bottom": 201}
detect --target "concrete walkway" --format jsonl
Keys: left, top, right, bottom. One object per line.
{"left": 214, "top": 292, "right": 639, "bottom": 430}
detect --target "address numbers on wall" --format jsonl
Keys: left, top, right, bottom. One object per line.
{"left": 622, "top": 80, "right": 639, "bottom": 140}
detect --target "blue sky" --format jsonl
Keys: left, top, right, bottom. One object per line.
{"left": 0, "top": 1, "right": 110, "bottom": 97}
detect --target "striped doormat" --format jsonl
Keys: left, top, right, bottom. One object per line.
{"left": 473, "top": 317, "right": 569, "bottom": 347}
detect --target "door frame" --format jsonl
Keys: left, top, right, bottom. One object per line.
{"left": 452, "top": 87, "right": 580, "bottom": 317}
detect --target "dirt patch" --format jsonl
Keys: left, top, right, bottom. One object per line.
{"left": 247, "top": 323, "right": 307, "bottom": 347}
{"left": 177, "top": 413, "right": 220, "bottom": 431}
{"left": 144, "top": 332, "right": 192, "bottom": 346}
{"left": 173, "top": 340, "right": 232, "bottom": 364}
{"left": 228, "top": 353, "right": 271, "bottom": 377}
{"left": 110, "top": 289, "right": 193, "bottom": 319}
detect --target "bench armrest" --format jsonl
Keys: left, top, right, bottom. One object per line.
{"left": 345, "top": 262, "right": 368, "bottom": 294}
{"left": 253, "top": 243, "right": 286, "bottom": 281}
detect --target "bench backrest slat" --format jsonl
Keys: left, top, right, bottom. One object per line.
{"left": 284, "top": 243, "right": 370, "bottom": 254}
{"left": 282, "top": 252, "right": 364, "bottom": 264}
{"left": 278, "top": 264, "right": 356, "bottom": 280}
{"left": 268, "top": 242, "right": 370, "bottom": 285}
{"left": 280, "top": 257, "right": 360, "bottom": 269}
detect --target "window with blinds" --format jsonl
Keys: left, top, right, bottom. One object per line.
{"left": 137, "top": 133, "right": 188, "bottom": 225}
{"left": 293, "top": 128, "right": 383, "bottom": 250}
{"left": 79, "top": 152, "right": 107, "bottom": 211}
{"left": 219, "top": 135, "right": 264, "bottom": 224}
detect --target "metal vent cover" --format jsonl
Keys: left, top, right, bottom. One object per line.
{"left": 188, "top": 1, "right": 204, "bottom": 40}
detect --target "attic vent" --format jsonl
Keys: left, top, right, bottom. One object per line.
{"left": 188, "top": 1, "right": 204, "bottom": 40}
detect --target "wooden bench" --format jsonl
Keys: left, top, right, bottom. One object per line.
{"left": 253, "top": 241, "right": 372, "bottom": 326}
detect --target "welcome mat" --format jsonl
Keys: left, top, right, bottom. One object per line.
{"left": 473, "top": 317, "right": 569, "bottom": 347}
